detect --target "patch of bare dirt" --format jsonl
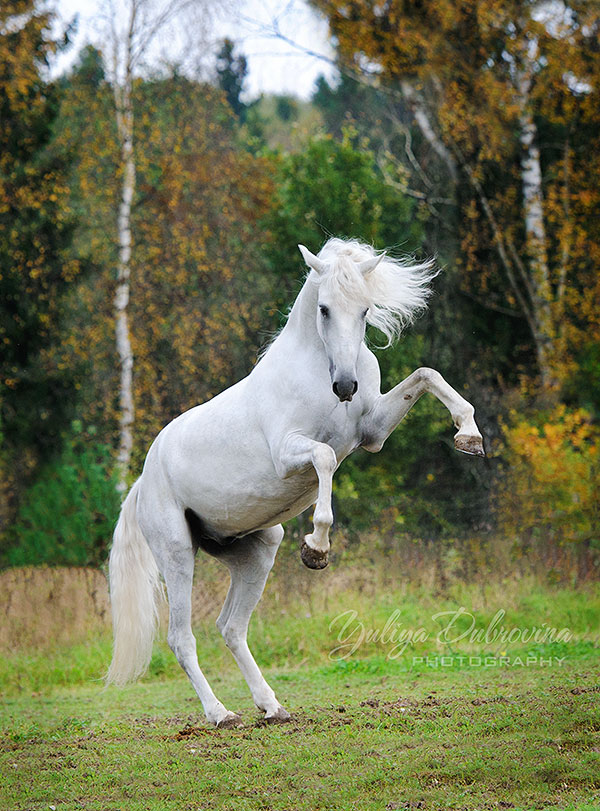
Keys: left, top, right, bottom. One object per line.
{"left": 173, "top": 724, "right": 222, "bottom": 741}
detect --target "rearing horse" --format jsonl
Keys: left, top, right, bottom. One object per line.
{"left": 107, "top": 237, "right": 484, "bottom": 727}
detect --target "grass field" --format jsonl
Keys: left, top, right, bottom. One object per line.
{"left": 1, "top": 573, "right": 600, "bottom": 810}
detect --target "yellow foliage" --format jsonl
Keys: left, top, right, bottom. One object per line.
{"left": 497, "top": 406, "right": 599, "bottom": 546}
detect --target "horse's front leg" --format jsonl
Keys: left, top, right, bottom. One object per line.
{"left": 362, "top": 367, "right": 485, "bottom": 456}
{"left": 275, "top": 433, "right": 337, "bottom": 569}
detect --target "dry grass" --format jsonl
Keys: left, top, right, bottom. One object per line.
{"left": 1, "top": 532, "right": 597, "bottom": 657}
{"left": 0, "top": 566, "right": 110, "bottom": 652}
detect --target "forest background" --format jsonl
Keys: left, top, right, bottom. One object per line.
{"left": 1, "top": 0, "right": 599, "bottom": 583}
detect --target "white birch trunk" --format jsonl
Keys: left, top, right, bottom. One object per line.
{"left": 112, "top": 9, "right": 136, "bottom": 495}
{"left": 517, "top": 65, "right": 555, "bottom": 387}
{"left": 114, "top": 96, "right": 135, "bottom": 494}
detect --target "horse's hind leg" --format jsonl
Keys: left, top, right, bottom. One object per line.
{"left": 141, "top": 511, "right": 241, "bottom": 728}
{"left": 216, "top": 525, "right": 290, "bottom": 723}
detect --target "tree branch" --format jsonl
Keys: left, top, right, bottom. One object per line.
{"left": 457, "top": 153, "right": 537, "bottom": 337}
{"left": 399, "top": 80, "right": 459, "bottom": 184}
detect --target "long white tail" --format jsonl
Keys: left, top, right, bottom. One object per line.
{"left": 106, "top": 479, "right": 164, "bottom": 686}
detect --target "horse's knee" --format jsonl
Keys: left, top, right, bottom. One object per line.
{"left": 415, "top": 366, "right": 440, "bottom": 386}
{"left": 312, "top": 443, "right": 336, "bottom": 475}
{"left": 220, "top": 622, "right": 244, "bottom": 650}
{"left": 259, "top": 524, "right": 284, "bottom": 548}
{"left": 313, "top": 504, "right": 334, "bottom": 528}
{"left": 168, "top": 627, "right": 196, "bottom": 664}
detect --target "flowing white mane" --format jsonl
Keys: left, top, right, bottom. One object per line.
{"left": 316, "top": 238, "right": 436, "bottom": 345}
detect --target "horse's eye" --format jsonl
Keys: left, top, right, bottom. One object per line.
{"left": 362, "top": 308, "right": 369, "bottom": 318}
{"left": 320, "top": 305, "right": 329, "bottom": 319}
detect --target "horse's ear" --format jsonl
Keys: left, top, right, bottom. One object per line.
{"left": 358, "top": 252, "right": 385, "bottom": 277}
{"left": 298, "top": 244, "right": 327, "bottom": 275}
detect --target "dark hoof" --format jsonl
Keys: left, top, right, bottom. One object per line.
{"left": 454, "top": 434, "right": 485, "bottom": 457}
{"left": 265, "top": 707, "right": 291, "bottom": 724}
{"left": 301, "top": 542, "right": 329, "bottom": 570}
{"left": 216, "top": 712, "right": 243, "bottom": 729}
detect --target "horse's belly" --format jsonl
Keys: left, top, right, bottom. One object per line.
{"left": 183, "top": 468, "right": 319, "bottom": 536}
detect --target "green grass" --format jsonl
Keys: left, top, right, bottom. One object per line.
{"left": 2, "top": 578, "right": 600, "bottom": 810}
{"left": 2, "top": 653, "right": 600, "bottom": 810}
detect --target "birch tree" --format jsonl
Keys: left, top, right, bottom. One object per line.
{"left": 98, "top": 0, "right": 219, "bottom": 492}
{"left": 514, "top": 34, "right": 554, "bottom": 385}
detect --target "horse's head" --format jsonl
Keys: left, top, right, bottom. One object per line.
{"left": 298, "top": 244, "right": 383, "bottom": 403}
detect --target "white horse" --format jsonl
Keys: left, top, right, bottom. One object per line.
{"left": 106, "top": 237, "right": 484, "bottom": 727}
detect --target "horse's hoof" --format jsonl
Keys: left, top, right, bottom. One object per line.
{"left": 216, "top": 712, "right": 243, "bottom": 729}
{"left": 265, "top": 706, "right": 291, "bottom": 724}
{"left": 454, "top": 434, "right": 485, "bottom": 457}
{"left": 301, "top": 542, "right": 329, "bottom": 569}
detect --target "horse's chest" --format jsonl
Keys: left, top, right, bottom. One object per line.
{"left": 312, "top": 409, "right": 364, "bottom": 461}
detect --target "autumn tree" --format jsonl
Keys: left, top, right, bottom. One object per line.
{"left": 497, "top": 405, "right": 599, "bottom": 566}
{"left": 0, "top": 0, "right": 79, "bottom": 525}
{"left": 54, "top": 61, "right": 276, "bottom": 469}
{"left": 313, "top": 0, "right": 600, "bottom": 391}
{"left": 128, "top": 75, "right": 275, "bottom": 455}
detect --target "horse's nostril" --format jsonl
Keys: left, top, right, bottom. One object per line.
{"left": 332, "top": 379, "right": 357, "bottom": 401}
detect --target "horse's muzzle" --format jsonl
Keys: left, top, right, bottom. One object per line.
{"left": 333, "top": 378, "right": 358, "bottom": 402}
